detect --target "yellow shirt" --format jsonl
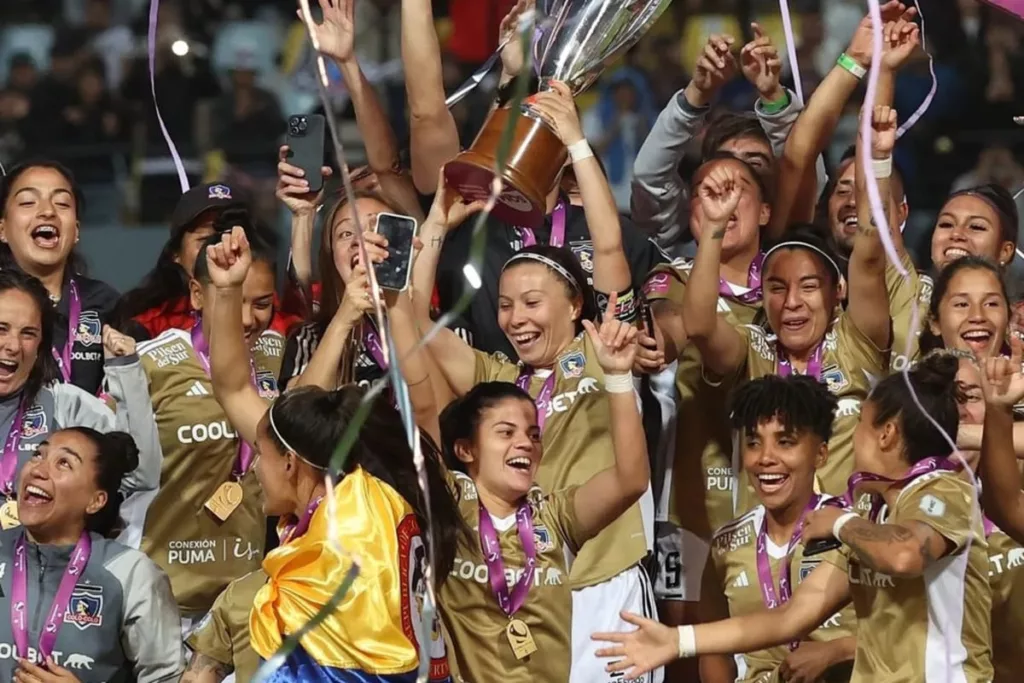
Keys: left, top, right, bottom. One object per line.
{"left": 840, "top": 472, "right": 992, "bottom": 683}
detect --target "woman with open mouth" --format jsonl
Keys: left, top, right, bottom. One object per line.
{"left": 129, "top": 230, "right": 284, "bottom": 636}
{"left": 682, "top": 143, "right": 891, "bottom": 506}
{"left": 594, "top": 353, "right": 993, "bottom": 683}
{"left": 200, "top": 227, "right": 460, "bottom": 683}
{"left": 408, "top": 143, "right": 660, "bottom": 680}
{"left": 696, "top": 374, "right": 857, "bottom": 683}
{"left": 0, "top": 268, "right": 159, "bottom": 534}
{"left": 382, "top": 284, "right": 649, "bottom": 682}
{"left": 0, "top": 160, "right": 120, "bottom": 396}
{"left": 0, "top": 427, "right": 182, "bottom": 682}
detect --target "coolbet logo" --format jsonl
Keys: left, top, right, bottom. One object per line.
{"left": 0, "top": 646, "right": 94, "bottom": 670}
{"left": 989, "top": 547, "right": 1024, "bottom": 576}
{"left": 547, "top": 377, "right": 600, "bottom": 415}
{"left": 65, "top": 585, "right": 103, "bottom": 630}
{"left": 849, "top": 563, "right": 895, "bottom": 588}
{"left": 450, "top": 558, "right": 563, "bottom": 587}
{"left": 146, "top": 341, "right": 190, "bottom": 368}
{"left": 177, "top": 421, "right": 237, "bottom": 444}
{"left": 397, "top": 514, "right": 450, "bottom": 681}
{"left": 74, "top": 311, "right": 103, "bottom": 346}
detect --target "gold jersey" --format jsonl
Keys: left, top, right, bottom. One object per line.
{"left": 472, "top": 333, "right": 648, "bottom": 589}
{"left": 737, "top": 313, "right": 887, "bottom": 503}
{"left": 186, "top": 569, "right": 267, "bottom": 683}
{"left": 843, "top": 472, "right": 992, "bottom": 682}
{"left": 441, "top": 473, "right": 586, "bottom": 683}
{"left": 643, "top": 261, "right": 761, "bottom": 539}
{"left": 886, "top": 253, "right": 934, "bottom": 373}
{"left": 986, "top": 528, "right": 1024, "bottom": 682}
{"left": 137, "top": 328, "right": 284, "bottom": 615}
{"left": 701, "top": 503, "right": 857, "bottom": 683}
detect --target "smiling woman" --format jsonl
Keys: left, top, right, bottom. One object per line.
{"left": 0, "top": 427, "right": 183, "bottom": 682}
{"left": 0, "top": 160, "right": 120, "bottom": 395}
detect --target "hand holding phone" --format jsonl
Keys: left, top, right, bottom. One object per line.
{"left": 285, "top": 114, "right": 327, "bottom": 193}
{"left": 373, "top": 213, "right": 419, "bottom": 291}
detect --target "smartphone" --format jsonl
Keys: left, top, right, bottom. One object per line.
{"left": 374, "top": 213, "right": 418, "bottom": 291}
{"left": 285, "top": 114, "right": 326, "bottom": 193}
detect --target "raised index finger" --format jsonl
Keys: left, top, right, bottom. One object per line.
{"left": 603, "top": 290, "right": 618, "bottom": 322}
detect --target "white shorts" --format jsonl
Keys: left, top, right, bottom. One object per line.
{"left": 653, "top": 522, "right": 710, "bottom": 602}
{"left": 570, "top": 565, "right": 663, "bottom": 683}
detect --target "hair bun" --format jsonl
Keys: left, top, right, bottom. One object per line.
{"left": 913, "top": 352, "right": 960, "bottom": 393}
{"left": 102, "top": 432, "right": 139, "bottom": 479}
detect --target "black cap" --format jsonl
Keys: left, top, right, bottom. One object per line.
{"left": 169, "top": 182, "right": 247, "bottom": 234}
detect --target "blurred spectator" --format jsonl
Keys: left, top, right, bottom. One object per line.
{"left": 446, "top": 0, "right": 516, "bottom": 70}
{"left": 5, "top": 53, "right": 40, "bottom": 95}
{"left": 646, "top": 36, "right": 690, "bottom": 108}
{"left": 83, "top": 0, "right": 135, "bottom": 90}
{"left": 582, "top": 68, "right": 657, "bottom": 212}
{"left": 26, "top": 31, "right": 88, "bottom": 150}
{"left": 0, "top": 89, "right": 31, "bottom": 166}
{"left": 213, "top": 53, "right": 285, "bottom": 228}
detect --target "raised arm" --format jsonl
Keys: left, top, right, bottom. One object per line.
{"left": 289, "top": 262, "right": 373, "bottom": 391}
{"left": 681, "top": 169, "right": 748, "bottom": 376}
{"left": 411, "top": 177, "right": 486, "bottom": 396}
{"left": 592, "top": 560, "right": 851, "bottom": 678}
{"left": 846, "top": 105, "right": 897, "bottom": 352}
{"left": 529, "top": 81, "right": 630, "bottom": 295}
{"left": 572, "top": 295, "right": 650, "bottom": 540}
{"left": 402, "top": 0, "right": 460, "bottom": 193}
{"left": 207, "top": 228, "right": 267, "bottom": 447}
{"left": 276, "top": 144, "right": 332, "bottom": 313}
{"left": 630, "top": 34, "right": 735, "bottom": 245}
{"left": 980, "top": 338, "right": 1024, "bottom": 544}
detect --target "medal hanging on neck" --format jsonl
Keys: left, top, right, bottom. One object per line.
{"left": 754, "top": 495, "right": 821, "bottom": 650}
{"left": 0, "top": 399, "right": 29, "bottom": 530}
{"left": 192, "top": 321, "right": 256, "bottom": 521}
{"left": 719, "top": 252, "right": 765, "bottom": 305}
{"left": 477, "top": 502, "right": 539, "bottom": 659}
{"left": 51, "top": 280, "right": 81, "bottom": 384}
{"left": 11, "top": 531, "right": 91, "bottom": 661}
{"left": 518, "top": 199, "right": 567, "bottom": 249}
{"left": 776, "top": 340, "right": 824, "bottom": 380}
{"left": 515, "top": 368, "right": 557, "bottom": 434}
{"left": 362, "top": 322, "right": 388, "bottom": 372}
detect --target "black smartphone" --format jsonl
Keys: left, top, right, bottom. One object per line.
{"left": 285, "top": 114, "right": 326, "bottom": 193}
{"left": 803, "top": 537, "right": 842, "bottom": 557}
{"left": 374, "top": 213, "right": 418, "bottom": 291}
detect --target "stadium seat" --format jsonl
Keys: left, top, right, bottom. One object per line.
{"left": 0, "top": 25, "right": 55, "bottom": 84}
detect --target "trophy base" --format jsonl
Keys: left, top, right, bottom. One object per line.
{"left": 444, "top": 107, "right": 568, "bottom": 228}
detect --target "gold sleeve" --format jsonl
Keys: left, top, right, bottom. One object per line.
{"left": 539, "top": 485, "right": 586, "bottom": 554}
{"left": 895, "top": 475, "right": 975, "bottom": 553}
{"left": 185, "top": 590, "right": 235, "bottom": 668}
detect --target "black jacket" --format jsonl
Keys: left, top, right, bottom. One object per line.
{"left": 53, "top": 274, "right": 120, "bottom": 395}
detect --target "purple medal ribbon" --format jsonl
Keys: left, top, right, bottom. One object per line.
{"left": 755, "top": 494, "right": 822, "bottom": 650}
{"left": 11, "top": 531, "right": 92, "bottom": 661}
{"left": 983, "top": 516, "right": 996, "bottom": 538}
{"left": 777, "top": 342, "right": 824, "bottom": 381}
{"left": 281, "top": 495, "right": 324, "bottom": 544}
{"left": 191, "top": 320, "right": 255, "bottom": 478}
{"left": 52, "top": 281, "right": 81, "bottom": 384}
{"left": 0, "top": 400, "right": 28, "bottom": 498}
{"left": 720, "top": 252, "right": 764, "bottom": 305}
{"left": 519, "top": 200, "right": 567, "bottom": 248}
{"left": 362, "top": 324, "right": 388, "bottom": 371}
{"left": 477, "top": 502, "right": 537, "bottom": 617}
{"left": 819, "top": 456, "right": 963, "bottom": 521}
{"left": 515, "top": 368, "right": 557, "bottom": 434}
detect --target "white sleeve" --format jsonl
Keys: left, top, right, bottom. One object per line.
{"left": 117, "top": 553, "right": 185, "bottom": 682}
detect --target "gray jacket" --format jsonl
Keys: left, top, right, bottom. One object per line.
{"left": 0, "top": 529, "right": 184, "bottom": 682}
{"left": 630, "top": 87, "right": 828, "bottom": 255}
{"left": 0, "top": 354, "right": 162, "bottom": 502}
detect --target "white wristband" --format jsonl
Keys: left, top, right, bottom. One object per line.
{"left": 872, "top": 157, "right": 892, "bottom": 179}
{"left": 604, "top": 373, "right": 634, "bottom": 394}
{"left": 833, "top": 512, "right": 859, "bottom": 542}
{"left": 677, "top": 625, "right": 696, "bottom": 659}
{"left": 568, "top": 139, "right": 594, "bottom": 163}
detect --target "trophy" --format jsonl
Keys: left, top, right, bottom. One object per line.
{"left": 444, "top": 0, "right": 672, "bottom": 227}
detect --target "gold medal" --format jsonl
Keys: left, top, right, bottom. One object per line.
{"left": 0, "top": 499, "right": 20, "bottom": 530}
{"left": 204, "top": 481, "right": 243, "bottom": 522}
{"left": 506, "top": 618, "right": 537, "bottom": 660}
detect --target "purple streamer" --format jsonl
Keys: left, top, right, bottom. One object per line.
{"left": 895, "top": 0, "right": 935, "bottom": 138}
{"left": 148, "top": 0, "right": 190, "bottom": 193}
{"left": 778, "top": 0, "right": 804, "bottom": 104}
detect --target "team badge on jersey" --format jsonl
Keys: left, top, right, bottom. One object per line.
{"left": 21, "top": 406, "right": 48, "bottom": 439}
{"left": 570, "top": 242, "right": 595, "bottom": 273}
{"left": 559, "top": 351, "right": 586, "bottom": 379}
{"left": 822, "top": 365, "right": 848, "bottom": 394}
{"left": 533, "top": 525, "right": 554, "bottom": 553}
{"left": 65, "top": 585, "right": 103, "bottom": 630}
{"left": 643, "top": 272, "right": 671, "bottom": 296}
{"left": 256, "top": 370, "right": 279, "bottom": 399}
{"left": 919, "top": 494, "right": 946, "bottom": 517}
{"left": 74, "top": 311, "right": 102, "bottom": 347}
{"left": 799, "top": 559, "right": 821, "bottom": 582}
{"left": 208, "top": 184, "right": 232, "bottom": 200}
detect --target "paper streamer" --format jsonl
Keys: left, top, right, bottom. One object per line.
{"left": 778, "top": 0, "right": 804, "bottom": 104}
{"left": 860, "top": 4, "right": 979, "bottom": 679}
{"left": 147, "top": 0, "right": 190, "bottom": 193}
{"left": 894, "top": 0, "right": 935, "bottom": 138}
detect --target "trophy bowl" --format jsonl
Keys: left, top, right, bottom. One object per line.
{"left": 444, "top": 0, "right": 672, "bottom": 228}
